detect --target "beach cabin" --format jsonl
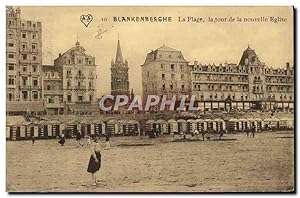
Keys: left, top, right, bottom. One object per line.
{"left": 204, "top": 119, "right": 216, "bottom": 132}
{"left": 263, "top": 117, "right": 280, "bottom": 131}
{"left": 65, "top": 119, "right": 80, "bottom": 138}
{"left": 177, "top": 119, "right": 187, "bottom": 134}
{"left": 126, "top": 120, "right": 140, "bottom": 136}
{"left": 240, "top": 118, "right": 250, "bottom": 131}
{"left": 145, "top": 120, "right": 156, "bottom": 133}
{"left": 195, "top": 119, "right": 206, "bottom": 132}
{"left": 47, "top": 120, "right": 61, "bottom": 138}
{"left": 214, "top": 118, "right": 226, "bottom": 132}
{"left": 91, "top": 120, "right": 105, "bottom": 136}
{"left": 6, "top": 116, "right": 26, "bottom": 140}
{"left": 167, "top": 119, "right": 178, "bottom": 134}
{"left": 226, "top": 118, "right": 239, "bottom": 132}
{"left": 107, "top": 120, "right": 119, "bottom": 135}
{"left": 155, "top": 119, "right": 168, "bottom": 135}
{"left": 186, "top": 119, "right": 197, "bottom": 133}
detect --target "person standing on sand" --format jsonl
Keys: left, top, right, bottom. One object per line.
{"left": 31, "top": 135, "right": 36, "bottom": 145}
{"left": 87, "top": 136, "right": 102, "bottom": 186}
{"left": 76, "top": 130, "right": 83, "bottom": 147}
{"left": 105, "top": 132, "right": 110, "bottom": 150}
{"left": 58, "top": 133, "right": 65, "bottom": 146}
{"left": 251, "top": 125, "right": 256, "bottom": 138}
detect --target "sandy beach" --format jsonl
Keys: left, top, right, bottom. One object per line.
{"left": 6, "top": 131, "right": 294, "bottom": 192}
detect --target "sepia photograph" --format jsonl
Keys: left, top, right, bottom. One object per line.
{"left": 5, "top": 6, "right": 294, "bottom": 192}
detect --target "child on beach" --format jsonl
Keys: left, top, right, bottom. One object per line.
{"left": 31, "top": 135, "right": 36, "bottom": 145}
{"left": 105, "top": 133, "right": 110, "bottom": 150}
{"left": 87, "top": 136, "right": 102, "bottom": 186}
{"left": 58, "top": 133, "right": 65, "bottom": 146}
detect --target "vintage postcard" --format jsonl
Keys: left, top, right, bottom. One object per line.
{"left": 6, "top": 6, "right": 294, "bottom": 192}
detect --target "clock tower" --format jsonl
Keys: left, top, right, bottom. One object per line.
{"left": 111, "top": 40, "right": 130, "bottom": 97}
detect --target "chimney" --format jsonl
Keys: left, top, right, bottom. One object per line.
{"left": 59, "top": 53, "right": 61, "bottom": 57}
{"left": 286, "top": 62, "right": 290, "bottom": 68}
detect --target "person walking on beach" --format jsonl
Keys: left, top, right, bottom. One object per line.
{"left": 31, "top": 135, "right": 36, "bottom": 145}
{"left": 58, "top": 133, "right": 65, "bottom": 146}
{"left": 87, "top": 136, "right": 102, "bottom": 186}
{"left": 251, "top": 125, "right": 256, "bottom": 138}
{"left": 105, "top": 132, "right": 111, "bottom": 150}
{"left": 76, "top": 130, "right": 83, "bottom": 147}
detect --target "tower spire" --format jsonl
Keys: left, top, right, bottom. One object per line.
{"left": 115, "top": 39, "right": 123, "bottom": 63}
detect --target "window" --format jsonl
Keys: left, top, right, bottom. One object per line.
{"left": 181, "top": 74, "right": 184, "bottom": 80}
{"left": 22, "top": 54, "right": 27, "bottom": 60}
{"left": 171, "top": 74, "right": 175, "bottom": 80}
{"left": 162, "top": 74, "right": 165, "bottom": 80}
{"left": 23, "top": 66, "right": 27, "bottom": 72}
{"left": 8, "top": 93, "right": 13, "bottom": 101}
{"left": 8, "top": 43, "right": 14, "bottom": 47}
{"left": 32, "top": 65, "right": 37, "bottom": 73}
{"left": 161, "top": 64, "right": 164, "bottom": 70}
{"left": 89, "top": 95, "right": 93, "bottom": 102}
{"left": 171, "top": 64, "right": 175, "bottom": 71}
{"left": 181, "top": 84, "right": 185, "bottom": 89}
{"left": 180, "top": 65, "right": 183, "bottom": 71}
{"left": 22, "top": 91, "right": 29, "bottom": 101}
{"left": 33, "top": 79, "right": 38, "bottom": 86}
{"left": 32, "top": 44, "right": 36, "bottom": 50}
{"left": 8, "top": 54, "right": 14, "bottom": 58}
{"left": 162, "top": 84, "right": 165, "bottom": 90}
{"left": 47, "top": 85, "right": 51, "bottom": 90}
{"left": 32, "top": 34, "right": 36, "bottom": 39}
{"left": 33, "top": 92, "right": 38, "bottom": 100}
{"left": 170, "top": 84, "right": 173, "bottom": 90}
{"left": 8, "top": 78, "right": 14, "bottom": 85}
{"left": 67, "top": 81, "right": 71, "bottom": 87}
{"left": 22, "top": 33, "right": 26, "bottom": 38}
{"left": 67, "top": 95, "right": 72, "bottom": 102}
{"left": 32, "top": 55, "right": 37, "bottom": 61}
{"left": 8, "top": 64, "right": 14, "bottom": 70}
{"left": 22, "top": 44, "right": 26, "bottom": 49}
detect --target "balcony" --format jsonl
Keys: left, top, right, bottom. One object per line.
{"left": 19, "top": 59, "right": 30, "bottom": 64}
{"left": 20, "top": 85, "right": 31, "bottom": 89}
{"left": 44, "top": 89, "right": 63, "bottom": 95}
{"left": 66, "top": 74, "right": 72, "bottom": 78}
{"left": 32, "top": 85, "right": 42, "bottom": 90}
{"left": 45, "top": 103, "right": 64, "bottom": 109}
{"left": 254, "top": 79, "right": 263, "bottom": 83}
{"left": 253, "top": 90, "right": 264, "bottom": 94}
{"left": 75, "top": 74, "right": 85, "bottom": 79}
{"left": 7, "top": 84, "right": 16, "bottom": 88}
{"left": 75, "top": 86, "right": 86, "bottom": 90}
{"left": 7, "top": 70, "right": 17, "bottom": 75}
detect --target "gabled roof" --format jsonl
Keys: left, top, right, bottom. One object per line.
{"left": 156, "top": 45, "right": 179, "bottom": 52}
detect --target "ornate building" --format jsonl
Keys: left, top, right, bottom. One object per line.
{"left": 6, "top": 7, "right": 43, "bottom": 103}
{"left": 54, "top": 41, "right": 97, "bottom": 105}
{"left": 190, "top": 46, "right": 294, "bottom": 112}
{"left": 111, "top": 40, "right": 130, "bottom": 97}
{"left": 42, "top": 65, "right": 64, "bottom": 115}
{"left": 141, "top": 45, "right": 191, "bottom": 98}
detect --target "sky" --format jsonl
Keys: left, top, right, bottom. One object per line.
{"left": 19, "top": 6, "right": 294, "bottom": 97}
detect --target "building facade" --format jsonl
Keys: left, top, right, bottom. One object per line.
{"left": 6, "top": 7, "right": 43, "bottom": 102}
{"left": 141, "top": 45, "right": 191, "bottom": 99}
{"left": 53, "top": 41, "right": 97, "bottom": 104}
{"left": 111, "top": 40, "right": 130, "bottom": 97}
{"left": 190, "top": 46, "right": 294, "bottom": 112}
{"left": 42, "top": 65, "right": 64, "bottom": 115}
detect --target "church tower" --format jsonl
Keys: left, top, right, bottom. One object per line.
{"left": 111, "top": 40, "right": 130, "bottom": 97}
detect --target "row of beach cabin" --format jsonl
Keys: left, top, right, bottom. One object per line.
{"left": 6, "top": 116, "right": 293, "bottom": 140}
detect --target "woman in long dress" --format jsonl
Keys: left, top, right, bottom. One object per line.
{"left": 87, "top": 136, "right": 101, "bottom": 186}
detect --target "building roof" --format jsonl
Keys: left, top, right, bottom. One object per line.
{"left": 6, "top": 116, "right": 27, "bottom": 126}
{"left": 156, "top": 45, "right": 179, "bottom": 52}
{"left": 115, "top": 39, "right": 124, "bottom": 63}
{"left": 7, "top": 102, "right": 45, "bottom": 112}
{"left": 142, "top": 44, "right": 188, "bottom": 65}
